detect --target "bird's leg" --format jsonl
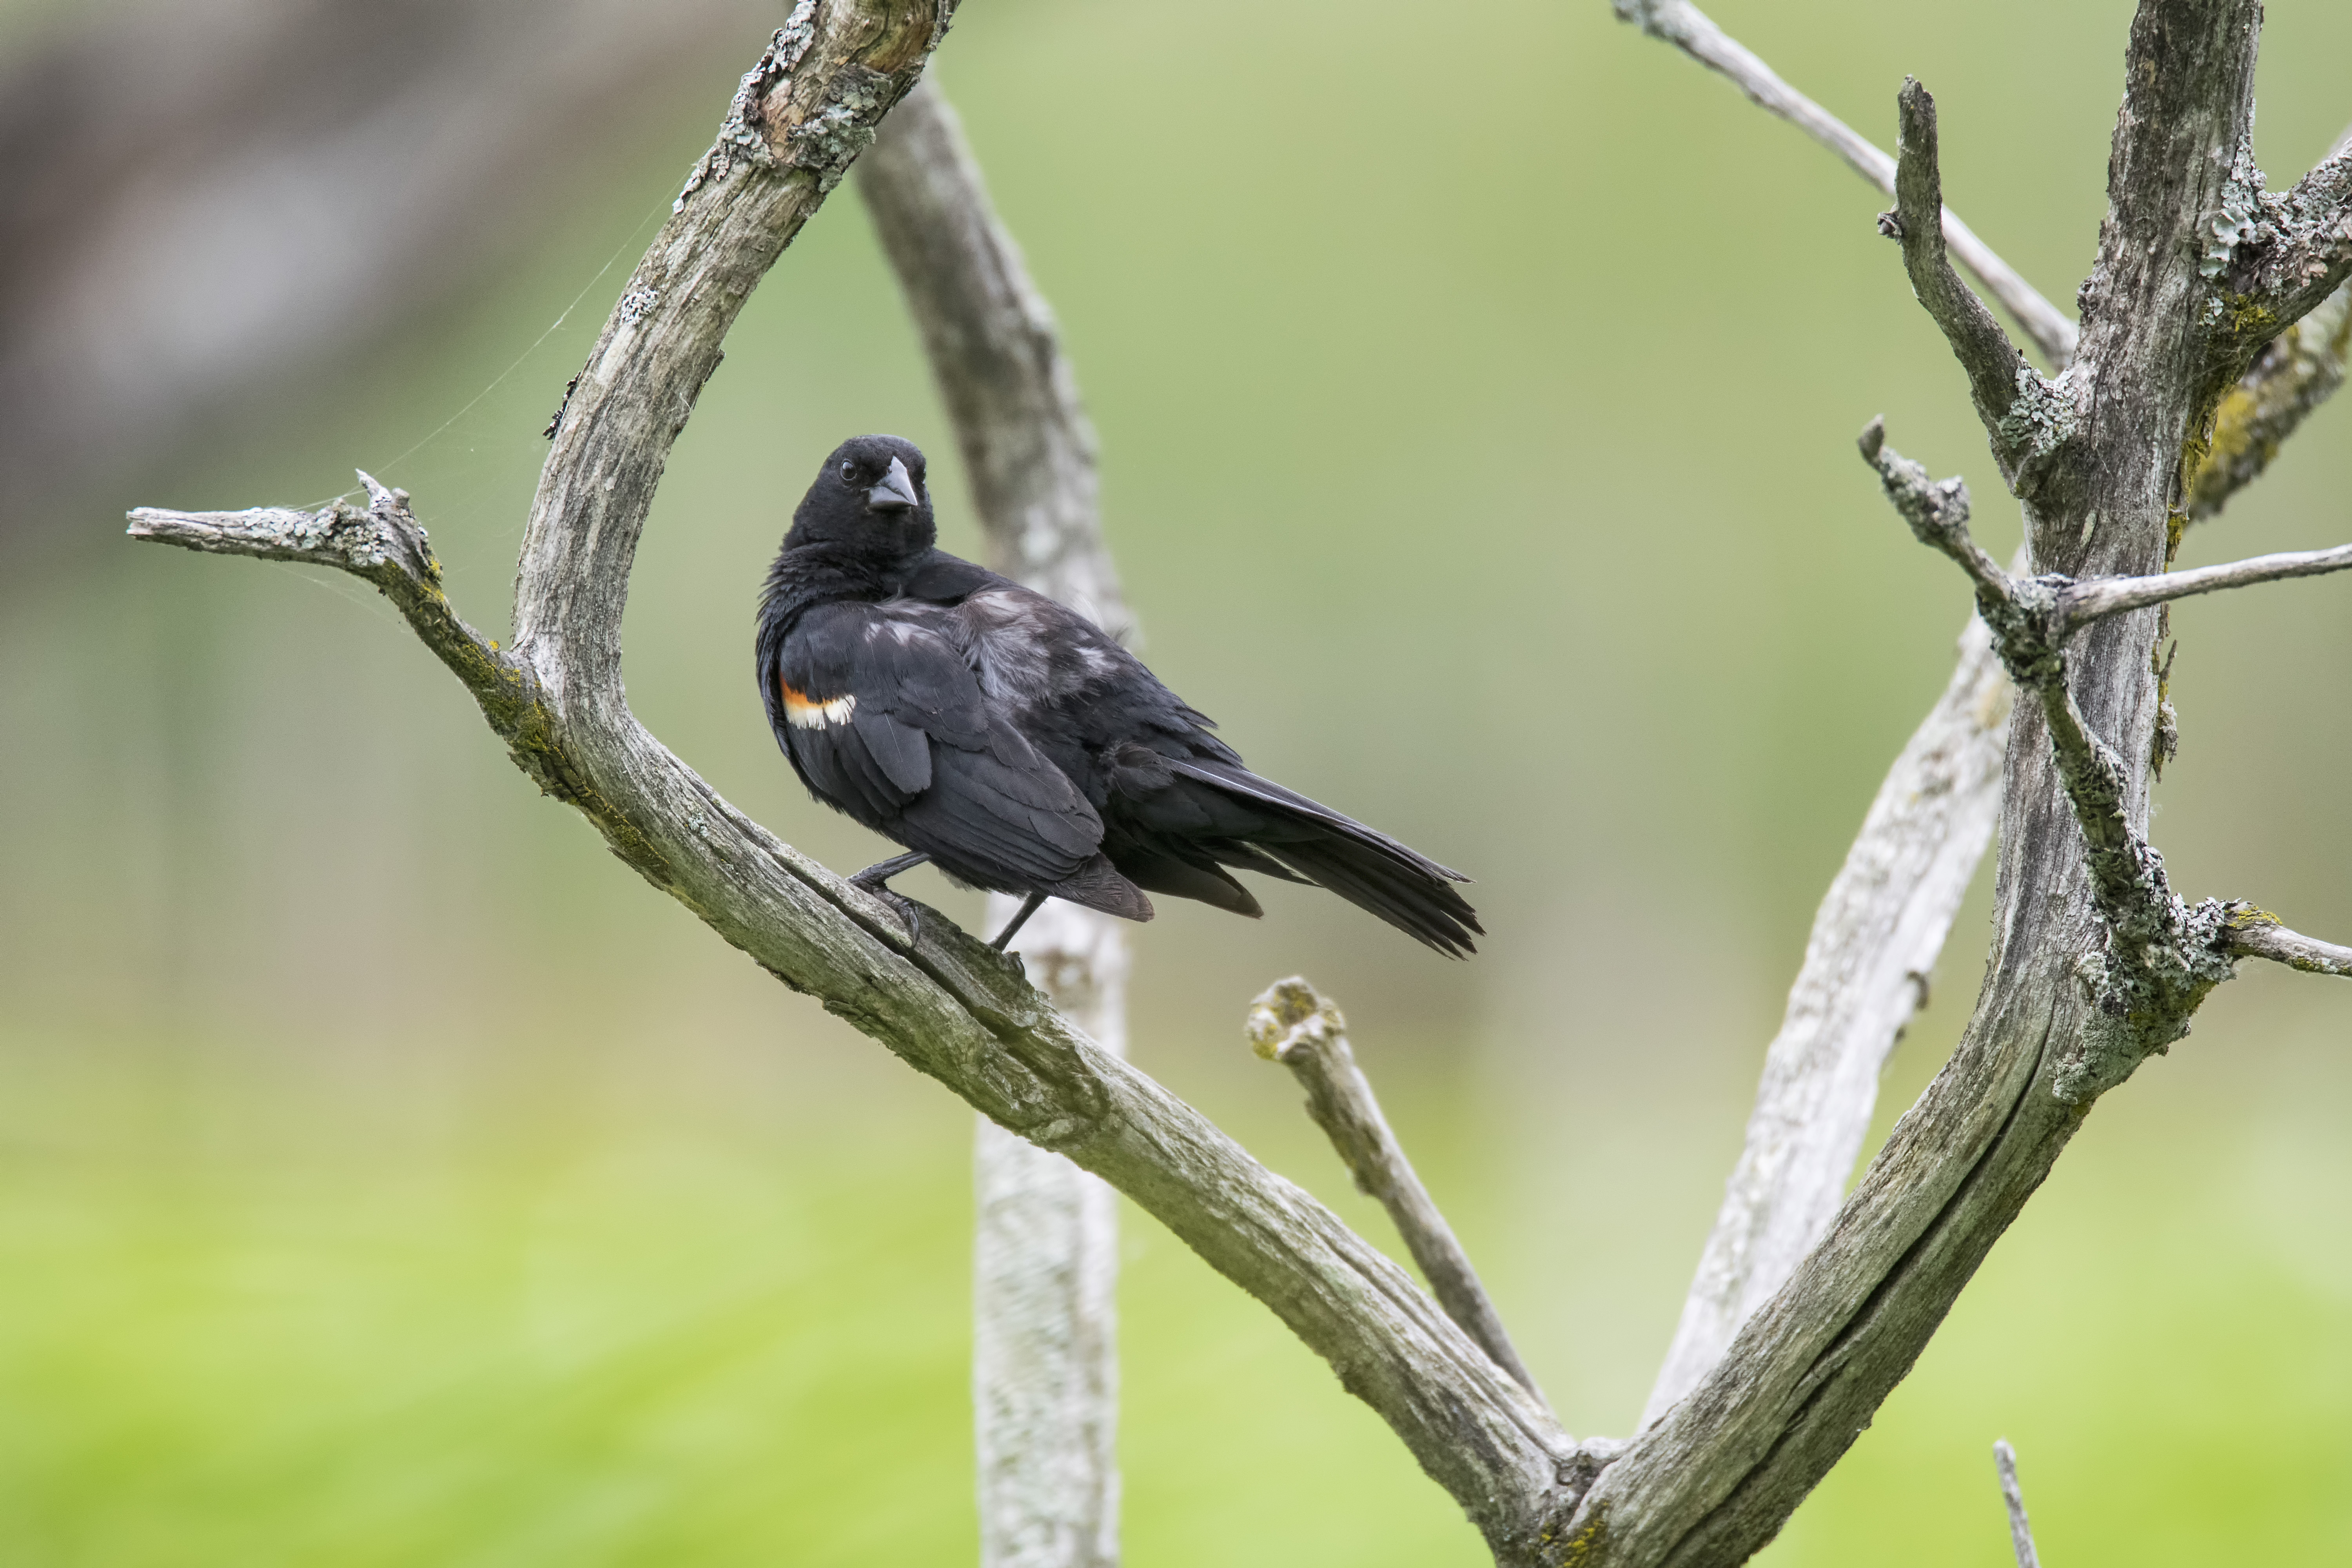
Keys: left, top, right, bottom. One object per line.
{"left": 848, "top": 851, "right": 931, "bottom": 942}
{"left": 849, "top": 850, "right": 930, "bottom": 888}
{"left": 989, "top": 892, "right": 1048, "bottom": 951}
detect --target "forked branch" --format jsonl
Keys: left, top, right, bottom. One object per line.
{"left": 130, "top": 11, "right": 1579, "bottom": 1555}
{"left": 2218, "top": 907, "right": 2352, "bottom": 978}
{"left": 1859, "top": 423, "right": 2352, "bottom": 1091}
{"left": 2228, "top": 136, "right": 2352, "bottom": 342}
{"left": 1861, "top": 420, "right": 2352, "bottom": 645}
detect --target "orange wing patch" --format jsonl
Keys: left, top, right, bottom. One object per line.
{"left": 780, "top": 678, "right": 857, "bottom": 729}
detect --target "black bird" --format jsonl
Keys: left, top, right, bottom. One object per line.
{"left": 755, "top": 435, "right": 1481, "bottom": 956}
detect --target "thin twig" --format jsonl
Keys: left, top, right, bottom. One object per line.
{"left": 2054, "top": 541, "right": 2352, "bottom": 632}
{"left": 1613, "top": 0, "right": 2076, "bottom": 367}
{"left": 1247, "top": 978, "right": 1548, "bottom": 1408}
{"left": 1857, "top": 416, "right": 2011, "bottom": 600}
{"left": 1993, "top": 1440, "right": 2042, "bottom": 1568}
{"left": 1886, "top": 80, "right": 2047, "bottom": 479}
{"left": 2218, "top": 906, "right": 2352, "bottom": 978}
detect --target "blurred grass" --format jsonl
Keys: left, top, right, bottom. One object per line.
{"left": 3, "top": 0, "right": 2350, "bottom": 1561}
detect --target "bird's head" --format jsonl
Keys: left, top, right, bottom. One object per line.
{"left": 782, "top": 434, "right": 935, "bottom": 561}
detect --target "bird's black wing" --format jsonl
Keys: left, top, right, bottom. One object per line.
{"left": 764, "top": 599, "right": 1109, "bottom": 891}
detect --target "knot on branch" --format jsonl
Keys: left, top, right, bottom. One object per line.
{"left": 1246, "top": 975, "right": 1345, "bottom": 1062}
{"left": 1980, "top": 577, "right": 2068, "bottom": 694}
{"left": 2200, "top": 141, "right": 2267, "bottom": 282}
{"left": 1993, "top": 366, "right": 2078, "bottom": 469}
{"left": 2209, "top": 125, "right": 2352, "bottom": 353}
{"left": 1608, "top": 0, "right": 1673, "bottom": 35}
{"left": 2058, "top": 896, "right": 2237, "bottom": 1103}
{"left": 675, "top": 0, "right": 941, "bottom": 209}
{"left": 784, "top": 65, "right": 894, "bottom": 193}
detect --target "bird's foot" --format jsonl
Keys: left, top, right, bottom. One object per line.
{"left": 870, "top": 889, "right": 923, "bottom": 944}
{"left": 848, "top": 851, "right": 931, "bottom": 944}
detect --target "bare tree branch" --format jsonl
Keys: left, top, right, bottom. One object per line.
{"left": 1867, "top": 413, "right": 2352, "bottom": 639}
{"left": 130, "top": 16, "right": 1581, "bottom": 1557}
{"left": 1864, "top": 425, "right": 2242, "bottom": 1099}
{"left": 973, "top": 900, "right": 1125, "bottom": 1568}
{"left": 2190, "top": 280, "right": 2352, "bottom": 521}
{"left": 1993, "top": 1440, "right": 2043, "bottom": 1568}
{"left": 2053, "top": 540, "right": 2352, "bottom": 631}
{"left": 2226, "top": 140, "right": 2352, "bottom": 346}
{"left": 2218, "top": 906, "right": 2352, "bottom": 978}
{"left": 1612, "top": 0, "right": 2078, "bottom": 367}
{"left": 1644, "top": 605, "right": 2012, "bottom": 1425}
{"left": 1858, "top": 415, "right": 2014, "bottom": 602}
{"left": 132, "top": 474, "right": 1578, "bottom": 1552}
{"left": 860, "top": 76, "right": 1131, "bottom": 1568}
{"left": 1246, "top": 977, "right": 1547, "bottom": 1407}
{"left": 1884, "top": 80, "right": 2056, "bottom": 488}
{"left": 1568, "top": 16, "right": 2282, "bottom": 1557}
{"left": 126, "top": 0, "right": 2348, "bottom": 1560}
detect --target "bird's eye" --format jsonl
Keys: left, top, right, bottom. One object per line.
{"left": 838, "top": 460, "right": 859, "bottom": 484}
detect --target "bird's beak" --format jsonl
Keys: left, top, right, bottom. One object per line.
{"left": 867, "top": 456, "right": 920, "bottom": 513}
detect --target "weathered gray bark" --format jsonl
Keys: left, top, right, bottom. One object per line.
{"left": 131, "top": 11, "right": 1580, "bottom": 1556}
{"left": 860, "top": 78, "right": 1130, "bottom": 1568}
{"left": 127, "top": 2, "right": 2352, "bottom": 1564}
{"left": 1568, "top": 16, "right": 2352, "bottom": 1560}
{"left": 973, "top": 898, "right": 1125, "bottom": 1568}
{"left": 1643, "top": 610, "right": 2012, "bottom": 1426}
{"left": 1993, "top": 1441, "right": 2042, "bottom": 1568}
{"left": 1632, "top": 2, "right": 2352, "bottom": 1492}
{"left": 1247, "top": 977, "right": 1547, "bottom": 1406}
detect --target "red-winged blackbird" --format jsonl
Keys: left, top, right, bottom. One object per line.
{"left": 755, "top": 435, "right": 1481, "bottom": 956}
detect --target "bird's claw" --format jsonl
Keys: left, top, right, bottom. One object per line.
{"left": 849, "top": 874, "right": 923, "bottom": 945}
{"left": 878, "top": 890, "right": 923, "bottom": 945}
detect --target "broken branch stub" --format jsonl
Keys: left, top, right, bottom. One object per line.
{"left": 1246, "top": 977, "right": 1546, "bottom": 1406}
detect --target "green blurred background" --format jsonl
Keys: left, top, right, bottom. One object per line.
{"left": 2, "top": 0, "right": 2348, "bottom": 1561}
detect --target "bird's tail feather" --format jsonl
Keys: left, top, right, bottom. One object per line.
{"left": 1169, "top": 760, "right": 1481, "bottom": 957}
{"left": 1047, "top": 853, "right": 1155, "bottom": 922}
